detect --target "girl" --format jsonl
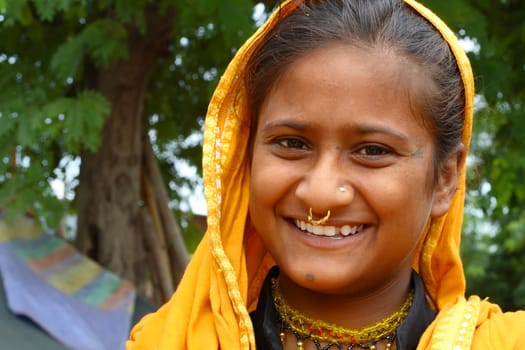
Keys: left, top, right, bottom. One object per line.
{"left": 127, "top": 1, "right": 525, "bottom": 349}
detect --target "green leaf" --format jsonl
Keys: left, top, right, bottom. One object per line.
{"left": 15, "top": 113, "right": 38, "bottom": 147}
{"left": 63, "top": 90, "right": 109, "bottom": 152}
{"left": 50, "top": 18, "right": 129, "bottom": 80}
{"left": 114, "top": 0, "right": 147, "bottom": 31}
{"left": 0, "top": 114, "right": 18, "bottom": 140}
{"left": 82, "top": 19, "right": 129, "bottom": 67}
{"left": 43, "top": 90, "right": 109, "bottom": 153}
{"left": 33, "top": 0, "right": 58, "bottom": 21}
{"left": 32, "top": 0, "right": 80, "bottom": 21}
{"left": 50, "top": 35, "right": 85, "bottom": 80}
{"left": 2, "top": 0, "right": 29, "bottom": 26}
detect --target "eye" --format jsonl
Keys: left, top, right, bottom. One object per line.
{"left": 275, "top": 137, "right": 309, "bottom": 150}
{"left": 352, "top": 144, "right": 395, "bottom": 167}
{"left": 268, "top": 136, "right": 311, "bottom": 159}
{"left": 356, "top": 145, "right": 392, "bottom": 157}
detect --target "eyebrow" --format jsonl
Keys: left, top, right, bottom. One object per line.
{"left": 261, "top": 119, "right": 410, "bottom": 143}
{"left": 260, "top": 119, "right": 308, "bottom": 132}
{"left": 355, "top": 125, "right": 410, "bottom": 143}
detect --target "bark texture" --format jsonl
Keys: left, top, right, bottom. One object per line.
{"left": 76, "top": 5, "right": 188, "bottom": 303}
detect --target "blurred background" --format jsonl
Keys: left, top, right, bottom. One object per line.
{"left": 0, "top": 0, "right": 523, "bottom": 329}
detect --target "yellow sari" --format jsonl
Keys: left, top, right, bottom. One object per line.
{"left": 127, "top": 1, "right": 525, "bottom": 348}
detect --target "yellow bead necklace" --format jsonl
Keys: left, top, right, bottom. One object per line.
{"left": 272, "top": 278, "right": 413, "bottom": 350}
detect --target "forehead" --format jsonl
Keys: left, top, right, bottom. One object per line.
{"left": 260, "top": 43, "right": 431, "bottom": 130}
{"left": 289, "top": 43, "right": 421, "bottom": 95}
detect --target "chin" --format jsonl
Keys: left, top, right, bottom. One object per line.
{"left": 285, "top": 266, "right": 363, "bottom": 293}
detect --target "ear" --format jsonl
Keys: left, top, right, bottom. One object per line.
{"left": 431, "top": 144, "right": 466, "bottom": 217}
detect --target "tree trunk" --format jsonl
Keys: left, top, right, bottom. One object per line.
{"left": 76, "top": 5, "right": 188, "bottom": 303}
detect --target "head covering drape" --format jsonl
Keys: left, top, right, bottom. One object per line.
{"left": 128, "top": 1, "right": 524, "bottom": 349}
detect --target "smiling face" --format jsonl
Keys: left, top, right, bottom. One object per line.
{"left": 249, "top": 44, "right": 458, "bottom": 299}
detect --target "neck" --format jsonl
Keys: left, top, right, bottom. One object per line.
{"left": 277, "top": 269, "right": 413, "bottom": 330}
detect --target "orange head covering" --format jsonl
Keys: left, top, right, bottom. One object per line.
{"left": 127, "top": 1, "right": 474, "bottom": 349}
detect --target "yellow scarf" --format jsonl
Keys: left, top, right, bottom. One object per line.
{"left": 127, "top": 1, "right": 525, "bottom": 349}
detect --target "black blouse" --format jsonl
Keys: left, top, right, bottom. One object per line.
{"left": 250, "top": 267, "right": 435, "bottom": 350}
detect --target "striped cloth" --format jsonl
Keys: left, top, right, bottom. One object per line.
{"left": 0, "top": 216, "right": 136, "bottom": 350}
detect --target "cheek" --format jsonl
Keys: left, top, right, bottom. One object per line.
{"left": 397, "top": 175, "right": 434, "bottom": 234}
{"left": 248, "top": 158, "right": 283, "bottom": 250}
{"left": 249, "top": 156, "right": 271, "bottom": 205}
{"left": 249, "top": 147, "right": 299, "bottom": 202}
{"left": 365, "top": 168, "right": 434, "bottom": 228}
{"left": 249, "top": 151, "right": 285, "bottom": 217}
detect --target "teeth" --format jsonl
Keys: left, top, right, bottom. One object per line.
{"left": 341, "top": 225, "right": 352, "bottom": 236}
{"left": 324, "top": 226, "right": 336, "bottom": 236}
{"left": 312, "top": 226, "right": 324, "bottom": 235}
{"left": 294, "top": 220, "right": 363, "bottom": 237}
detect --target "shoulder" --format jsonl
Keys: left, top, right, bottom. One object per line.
{"left": 471, "top": 297, "right": 525, "bottom": 349}
{"left": 419, "top": 295, "right": 525, "bottom": 349}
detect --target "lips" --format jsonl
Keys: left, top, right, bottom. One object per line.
{"left": 294, "top": 219, "right": 364, "bottom": 237}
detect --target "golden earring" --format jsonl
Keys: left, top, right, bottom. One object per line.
{"left": 308, "top": 208, "right": 331, "bottom": 225}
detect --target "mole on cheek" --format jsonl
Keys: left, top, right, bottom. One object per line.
{"left": 305, "top": 273, "right": 315, "bottom": 282}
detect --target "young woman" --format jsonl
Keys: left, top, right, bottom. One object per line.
{"left": 127, "top": 0, "right": 525, "bottom": 349}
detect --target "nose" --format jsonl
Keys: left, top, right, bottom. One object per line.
{"left": 295, "top": 154, "right": 354, "bottom": 214}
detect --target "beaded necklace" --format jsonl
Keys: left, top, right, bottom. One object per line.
{"left": 271, "top": 278, "right": 413, "bottom": 350}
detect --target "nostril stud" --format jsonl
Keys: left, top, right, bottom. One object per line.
{"left": 338, "top": 186, "right": 346, "bottom": 193}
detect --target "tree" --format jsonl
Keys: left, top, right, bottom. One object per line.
{"left": 0, "top": 0, "right": 264, "bottom": 303}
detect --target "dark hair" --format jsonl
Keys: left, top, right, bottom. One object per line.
{"left": 245, "top": 0, "right": 464, "bottom": 166}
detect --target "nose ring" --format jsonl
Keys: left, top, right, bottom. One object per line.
{"left": 338, "top": 186, "right": 346, "bottom": 193}
{"left": 308, "top": 208, "right": 331, "bottom": 225}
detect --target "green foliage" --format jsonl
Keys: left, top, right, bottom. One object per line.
{"left": 143, "top": 0, "right": 257, "bottom": 206}
{"left": 0, "top": 158, "right": 64, "bottom": 229}
{"left": 51, "top": 19, "right": 129, "bottom": 79}
{"left": 113, "top": 0, "right": 147, "bottom": 31}
{"left": 42, "top": 90, "right": 110, "bottom": 153}
{"left": 50, "top": 37, "right": 85, "bottom": 81}
{"left": 424, "top": 0, "right": 525, "bottom": 310}
{"left": 0, "top": 0, "right": 257, "bottom": 248}
{"left": 33, "top": 0, "right": 82, "bottom": 21}
{"left": 0, "top": 1, "right": 117, "bottom": 228}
